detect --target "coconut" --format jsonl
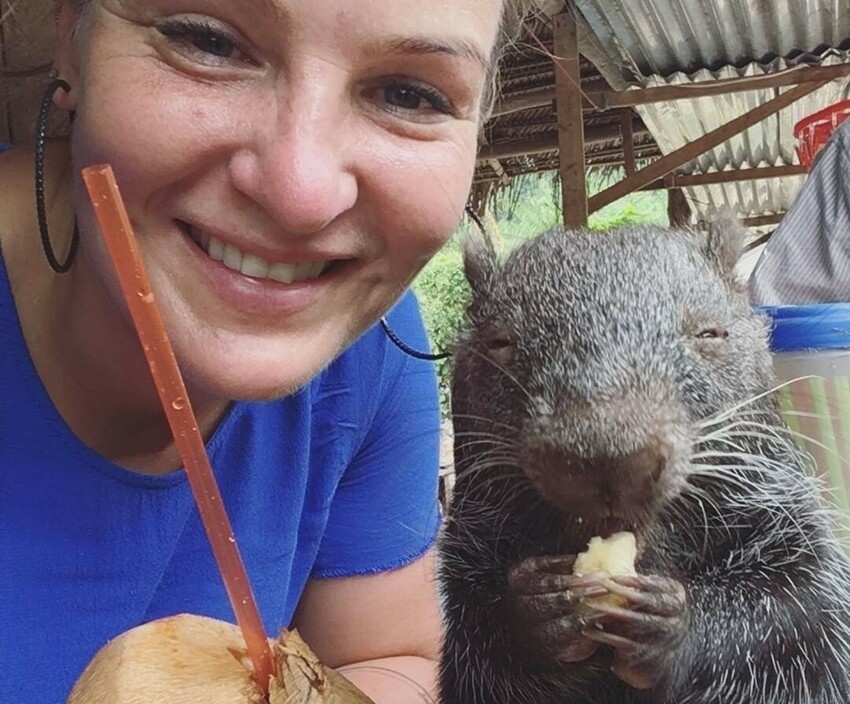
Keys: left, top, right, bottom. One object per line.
{"left": 67, "top": 613, "right": 375, "bottom": 704}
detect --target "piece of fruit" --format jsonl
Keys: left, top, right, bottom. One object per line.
{"left": 573, "top": 532, "right": 637, "bottom": 609}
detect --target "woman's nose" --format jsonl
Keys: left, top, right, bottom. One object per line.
{"left": 228, "top": 90, "right": 358, "bottom": 236}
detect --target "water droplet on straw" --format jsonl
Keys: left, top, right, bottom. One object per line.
{"left": 137, "top": 291, "right": 154, "bottom": 303}
{"left": 171, "top": 397, "right": 186, "bottom": 410}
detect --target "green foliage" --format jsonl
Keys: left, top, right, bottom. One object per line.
{"left": 589, "top": 192, "right": 669, "bottom": 231}
{"left": 412, "top": 243, "right": 469, "bottom": 415}
{"left": 413, "top": 175, "right": 669, "bottom": 417}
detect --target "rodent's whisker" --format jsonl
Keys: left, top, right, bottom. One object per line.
{"left": 734, "top": 406, "right": 839, "bottom": 422}
{"left": 697, "top": 375, "right": 825, "bottom": 430}
{"left": 686, "top": 463, "right": 819, "bottom": 554}
{"left": 453, "top": 438, "right": 515, "bottom": 454}
{"left": 450, "top": 413, "right": 521, "bottom": 433}
{"left": 713, "top": 418, "right": 850, "bottom": 469}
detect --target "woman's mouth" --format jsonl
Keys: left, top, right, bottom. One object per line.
{"left": 180, "top": 221, "right": 335, "bottom": 284}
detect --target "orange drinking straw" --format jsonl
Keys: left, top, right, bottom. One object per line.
{"left": 81, "top": 164, "right": 276, "bottom": 694}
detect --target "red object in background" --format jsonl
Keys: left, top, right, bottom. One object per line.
{"left": 794, "top": 99, "right": 850, "bottom": 170}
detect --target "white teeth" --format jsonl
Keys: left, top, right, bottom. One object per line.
{"left": 222, "top": 243, "right": 243, "bottom": 271}
{"left": 207, "top": 237, "right": 224, "bottom": 262}
{"left": 240, "top": 254, "right": 270, "bottom": 279}
{"left": 191, "top": 230, "right": 328, "bottom": 283}
{"left": 294, "top": 262, "right": 316, "bottom": 279}
{"left": 268, "top": 262, "right": 297, "bottom": 284}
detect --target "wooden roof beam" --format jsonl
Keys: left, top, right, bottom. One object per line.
{"left": 744, "top": 231, "right": 775, "bottom": 251}
{"left": 477, "top": 120, "right": 650, "bottom": 160}
{"left": 491, "top": 63, "right": 850, "bottom": 117}
{"left": 598, "top": 64, "right": 850, "bottom": 109}
{"left": 485, "top": 158, "right": 510, "bottom": 186}
{"left": 742, "top": 213, "right": 786, "bottom": 229}
{"left": 588, "top": 80, "right": 829, "bottom": 214}
{"left": 641, "top": 165, "right": 808, "bottom": 190}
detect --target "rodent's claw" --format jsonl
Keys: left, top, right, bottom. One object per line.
{"left": 581, "top": 624, "right": 636, "bottom": 650}
{"left": 605, "top": 574, "right": 688, "bottom": 619}
{"left": 578, "top": 574, "right": 687, "bottom": 690}
{"left": 557, "top": 637, "right": 601, "bottom": 663}
{"left": 581, "top": 602, "right": 672, "bottom": 641}
{"left": 611, "top": 659, "right": 658, "bottom": 691}
{"left": 507, "top": 554, "right": 600, "bottom": 664}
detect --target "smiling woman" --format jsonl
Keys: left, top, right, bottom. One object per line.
{"left": 0, "top": 0, "right": 541, "bottom": 702}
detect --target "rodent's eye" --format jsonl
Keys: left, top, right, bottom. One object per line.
{"left": 695, "top": 328, "right": 729, "bottom": 340}
{"left": 692, "top": 327, "right": 730, "bottom": 359}
{"left": 483, "top": 331, "right": 515, "bottom": 365}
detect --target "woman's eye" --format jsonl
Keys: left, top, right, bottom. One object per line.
{"left": 378, "top": 80, "right": 455, "bottom": 117}
{"left": 157, "top": 19, "right": 252, "bottom": 64}
{"left": 385, "top": 85, "right": 426, "bottom": 110}
{"left": 187, "top": 31, "right": 235, "bottom": 58}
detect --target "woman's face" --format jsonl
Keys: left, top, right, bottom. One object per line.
{"left": 56, "top": 0, "right": 501, "bottom": 400}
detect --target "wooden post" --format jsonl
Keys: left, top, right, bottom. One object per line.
{"left": 553, "top": 10, "right": 587, "bottom": 228}
{"left": 621, "top": 110, "right": 635, "bottom": 176}
{"left": 667, "top": 188, "right": 691, "bottom": 227}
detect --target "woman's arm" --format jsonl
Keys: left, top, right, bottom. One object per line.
{"left": 337, "top": 657, "right": 437, "bottom": 704}
{"left": 291, "top": 549, "right": 443, "bottom": 704}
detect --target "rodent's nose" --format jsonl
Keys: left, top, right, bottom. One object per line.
{"left": 524, "top": 441, "right": 668, "bottom": 514}
{"left": 605, "top": 445, "right": 665, "bottom": 484}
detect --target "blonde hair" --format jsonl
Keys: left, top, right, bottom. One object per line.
{"left": 0, "top": 0, "right": 544, "bottom": 143}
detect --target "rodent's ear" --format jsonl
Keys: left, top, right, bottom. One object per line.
{"left": 462, "top": 231, "right": 498, "bottom": 297}
{"left": 706, "top": 207, "right": 746, "bottom": 278}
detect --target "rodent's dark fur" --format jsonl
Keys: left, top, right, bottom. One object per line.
{"left": 438, "top": 218, "right": 850, "bottom": 703}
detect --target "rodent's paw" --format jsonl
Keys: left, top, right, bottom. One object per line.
{"left": 506, "top": 555, "right": 602, "bottom": 664}
{"left": 580, "top": 574, "right": 688, "bottom": 690}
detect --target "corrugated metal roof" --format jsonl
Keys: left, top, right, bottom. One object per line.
{"left": 634, "top": 54, "right": 850, "bottom": 224}
{"left": 572, "top": 0, "right": 850, "bottom": 228}
{"left": 575, "top": 0, "right": 850, "bottom": 78}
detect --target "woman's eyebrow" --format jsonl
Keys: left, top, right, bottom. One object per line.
{"left": 249, "top": 0, "right": 490, "bottom": 70}
{"left": 370, "top": 35, "right": 490, "bottom": 70}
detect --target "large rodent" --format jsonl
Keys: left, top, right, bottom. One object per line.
{"left": 438, "top": 217, "right": 850, "bottom": 703}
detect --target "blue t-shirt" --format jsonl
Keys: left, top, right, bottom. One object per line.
{"left": 0, "top": 252, "right": 442, "bottom": 702}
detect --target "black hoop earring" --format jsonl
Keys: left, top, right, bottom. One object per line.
{"left": 34, "top": 78, "right": 80, "bottom": 274}
{"left": 379, "top": 204, "right": 489, "bottom": 362}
